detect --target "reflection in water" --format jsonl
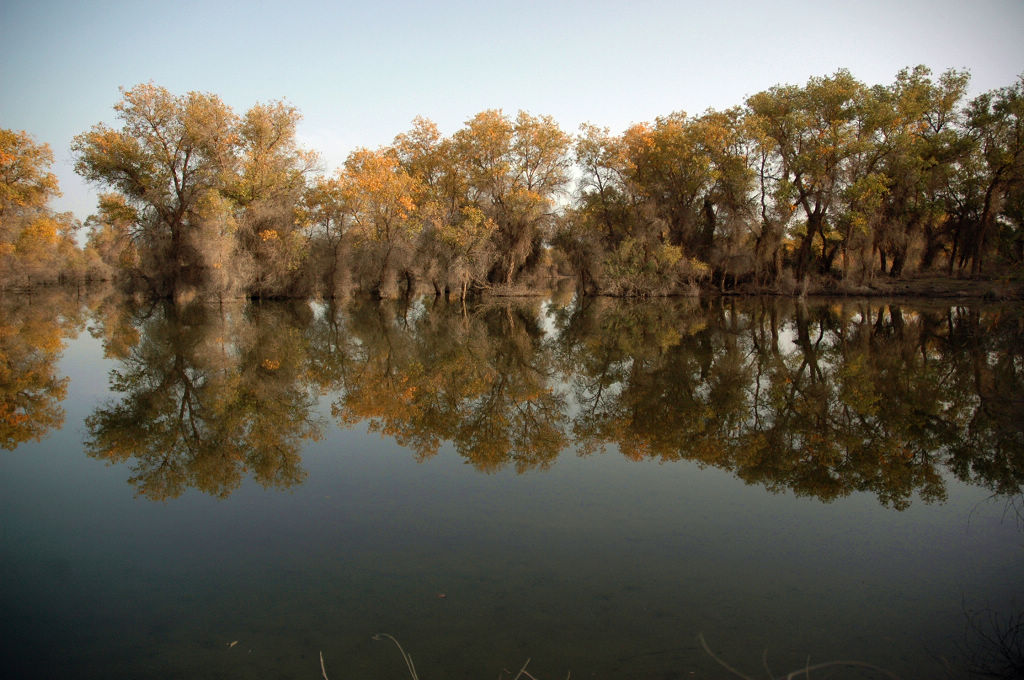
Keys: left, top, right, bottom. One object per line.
{"left": 85, "top": 301, "right": 323, "bottom": 500}
{"left": 80, "top": 294, "right": 1023, "bottom": 506}
{"left": 555, "top": 298, "right": 1023, "bottom": 509}
{"left": 0, "top": 290, "right": 93, "bottom": 449}
{"left": 331, "top": 298, "right": 567, "bottom": 472}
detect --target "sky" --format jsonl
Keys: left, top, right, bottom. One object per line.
{"left": 2, "top": 0, "right": 1022, "bottom": 222}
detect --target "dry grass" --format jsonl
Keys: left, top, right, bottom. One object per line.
{"left": 319, "top": 633, "right": 906, "bottom": 679}
{"left": 320, "top": 634, "right": 569, "bottom": 680}
{"left": 698, "top": 634, "right": 902, "bottom": 680}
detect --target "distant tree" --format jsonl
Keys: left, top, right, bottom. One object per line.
{"left": 304, "top": 172, "right": 354, "bottom": 296}
{"left": 560, "top": 110, "right": 751, "bottom": 295}
{"left": 83, "top": 193, "right": 140, "bottom": 281}
{"left": 393, "top": 117, "right": 496, "bottom": 298}
{"left": 870, "top": 66, "right": 970, "bottom": 276}
{"left": 623, "top": 108, "right": 755, "bottom": 285}
{"left": 554, "top": 123, "right": 629, "bottom": 293}
{"left": 0, "top": 129, "right": 60, "bottom": 222}
{"left": 746, "top": 70, "right": 879, "bottom": 282}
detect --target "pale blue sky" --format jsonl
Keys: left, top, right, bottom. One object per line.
{"left": 2, "top": 0, "right": 1022, "bottom": 221}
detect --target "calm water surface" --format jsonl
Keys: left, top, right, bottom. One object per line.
{"left": 1, "top": 290, "right": 1021, "bottom": 679}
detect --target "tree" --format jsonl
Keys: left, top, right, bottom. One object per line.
{"left": 225, "top": 101, "right": 319, "bottom": 297}
{"left": 1, "top": 129, "right": 81, "bottom": 286}
{"left": 341, "top": 147, "right": 423, "bottom": 298}
{"left": 562, "top": 110, "right": 749, "bottom": 295}
{"left": 554, "top": 124, "right": 630, "bottom": 294}
{"left": 394, "top": 117, "right": 495, "bottom": 298}
{"left": 74, "top": 84, "right": 320, "bottom": 299}
{"left": 84, "top": 193, "right": 140, "bottom": 281}
{"left": 746, "top": 70, "right": 877, "bottom": 282}
{"left": 73, "top": 83, "right": 238, "bottom": 299}
{"left": 958, "top": 78, "right": 1024, "bottom": 275}
{"left": 12, "top": 211, "right": 81, "bottom": 283}
{"left": 869, "top": 66, "right": 969, "bottom": 277}
{"left": 304, "top": 173, "right": 354, "bottom": 296}
{"left": 454, "top": 110, "right": 571, "bottom": 285}
{"left": 0, "top": 129, "right": 59, "bottom": 222}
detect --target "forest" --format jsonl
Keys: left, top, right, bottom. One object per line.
{"left": 1, "top": 65, "right": 1022, "bottom": 299}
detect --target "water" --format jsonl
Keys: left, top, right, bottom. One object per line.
{"left": 1, "top": 290, "right": 1021, "bottom": 678}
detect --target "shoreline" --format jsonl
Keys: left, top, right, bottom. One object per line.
{"left": 4, "top": 273, "right": 1023, "bottom": 303}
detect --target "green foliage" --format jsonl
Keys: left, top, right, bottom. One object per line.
{"left": 601, "top": 237, "right": 709, "bottom": 296}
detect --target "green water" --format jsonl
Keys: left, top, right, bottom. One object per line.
{"left": 1, "top": 290, "right": 1021, "bottom": 678}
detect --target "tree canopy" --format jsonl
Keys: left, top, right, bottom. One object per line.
{"left": 3, "top": 66, "right": 1023, "bottom": 296}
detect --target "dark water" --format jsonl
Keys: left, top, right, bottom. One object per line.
{"left": 1, "top": 289, "right": 1022, "bottom": 679}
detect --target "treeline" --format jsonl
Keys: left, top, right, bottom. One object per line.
{"left": 2, "top": 65, "right": 1022, "bottom": 297}
{"left": 63, "top": 85, "right": 573, "bottom": 300}
{"left": 562, "top": 66, "right": 1024, "bottom": 294}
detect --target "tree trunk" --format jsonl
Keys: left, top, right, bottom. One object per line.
{"left": 795, "top": 229, "right": 815, "bottom": 281}
{"left": 972, "top": 171, "right": 1008, "bottom": 277}
{"left": 701, "top": 198, "right": 716, "bottom": 256}
{"left": 890, "top": 246, "right": 907, "bottom": 277}
{"left": 794, "top": 205, "right": 822, "bottom": 281}
{"left": 920, "top": 224, "right": 942, "bottom": 270}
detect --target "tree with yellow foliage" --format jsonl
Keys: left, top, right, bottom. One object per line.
{"left": 454, "top": 110, "right": 571, "bottom": 286}
{"left": 393, "top": 117, "right": 496, "bottom": 299}
{"left": 225, "top": 101, "right": 319, "bottom": 298}
{"left": 341, "top": 147, "right": 423, "bottom": 298}
{"left": 74, "top": 84, "right": 318, "bottom": 300}
{"left": 73, "top": 84, "right": 239, "bottom": 298}
{"left": 0, "top": 128, "right": 83, "bottom": 287}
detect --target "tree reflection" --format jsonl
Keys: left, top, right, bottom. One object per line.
{"left": 328, "top": 297, "right": 567, "bottom": 472}
{"left": 941, "top": 306, "right": 1024, "bottom": 498}
{"left": 85, "top": 301, "right": 323, "bottom": 500}
{"left": 553, "top": 298, "right": 1023, "bottom": 509}
{"left": 83, "top": 293, "right": 1022, "bottom": 506}
{"left": 0, "top": 290, "right": 86, "bottom": 449}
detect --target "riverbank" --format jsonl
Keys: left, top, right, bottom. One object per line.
{"left": 5, "top": 270, "right": 1024, "bottom": 303}
{"left": 798, "top": 272, "right": 1024, "bottom": 301}
{"left": 484, "top": 271, "right": 1024, "bottom": 302}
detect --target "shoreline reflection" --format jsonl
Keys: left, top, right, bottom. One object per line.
{"left": 68, "top": 294, "right": 1024, "bottom": 505}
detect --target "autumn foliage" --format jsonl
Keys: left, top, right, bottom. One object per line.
{"left": 3, "top": 66, "right": 1023, "bottom": 296}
